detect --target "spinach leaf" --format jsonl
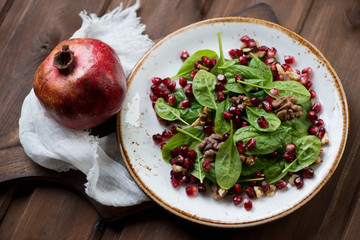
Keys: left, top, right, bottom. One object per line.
{"left": 264, "top": 160, "right": 288, "bottom": 184}
{"left": 173, "top": 50, "right": 218, "bottom": 78}
{"left": 246, "top": 107, "right": 281, "bottom": 132}
{"left": 218, "top": 58, "right": 239, "bottom": 69}
{"left": 162, "top": 128, "right": 204, "bottom": 163}
{"left": 204, "top": 163, "right": 217, "bottom": 183}
{"left": 233, "top": 126, "right": 287, "bottom": 155}
{"left": 225, "top": 78, "right": 266, "bottom": 94}
{"left": 214, "top": 96, "right": 231, "bottom": 135}
{"left": 192, "top": 70, "right": 218, "bottom": 109}
{"left": 284, "top": 135, "right": 321, "bottom": 172}
{"left": 298, "top": 100, "right": 314, "bottom": 128}
{"left": 215, "top": 123, "right": 241, "bottom": 189}
{"left": 281, "top": 118, "right": 308, "bottom": 142}
{"left": 222, "top": 64, "right": 263, "bottom": 79}
{"left": 189, "top": 141, "right": 205, "bottom": 183}
{"left": 155, "top": 98, "right": 189, "bottom": 125}
{"left": 249, "top": 53, "right": 273, "bottom": 83}
{"left": 265, "top": 81, "right": 311, "bottom": 104}
{"left": 241, "top": 155, "right": 278, "bottom": 177}
{"left": 300, "top": 100, "right": 313, "bottom": 112}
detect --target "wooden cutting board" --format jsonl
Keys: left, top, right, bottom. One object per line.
{"left": 0, "top": 3, "right": 278, "bottom": 222}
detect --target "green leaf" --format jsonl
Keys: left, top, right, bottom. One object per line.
{"left": 214, "top": 96, "right": 231, "bottom": 135}
{"left": 189, "top": 141, "right": 205, "bottom": 183}
{"left": 241, "top": 155, "right": 278, "bottom": 177}
{"left": 215, "top": 122, "right": 241, "bottom": 189}
{"left": 264, "top": 160, "right": 288, "bottom": 184}
{"left": 155, "top": 98, "right": 189, "bottom": 125}
{"left": 173, "top": 50, "right": 218, "bottom": 78}
{"left": 222, "top": 64, "right": 263, "bottom": 79}
{"left": 265, "top": 81, "right": 311, "bottom": 104}
{"left": 192, "top": 70, "right": 218, "bottom": 109}
{"left": 233, "top": 126, "right": 288, "bottom": 155}
{"left": 284, "top": 135, "right": 321, "bottom": 172}
{"left": 204, "top": 163, "right": 217, "bottom": 183}
{"left": 281, "top": 118, "right": 308, "bottom": 142}
{"left": 162, "top": 128, "right": 204, "bottom": 163}
{"left": 246, "top": 107, "right": 281, "bottom": 132}
{"left": 249, "top": 53, "right": 273, "bottom": 83}
{"left": 218, "top": 58, "right": 239, "bottom": 69}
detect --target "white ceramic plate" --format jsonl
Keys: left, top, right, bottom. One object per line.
{"left": 117, "top": 17, "right": 348, "bottom": 227}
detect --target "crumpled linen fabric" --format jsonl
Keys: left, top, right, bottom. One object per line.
{"left": 19, "top": 1, "right": 153, "bottom": 206}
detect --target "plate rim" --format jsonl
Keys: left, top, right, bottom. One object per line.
{"left": 117, "top": 16, "right": 349, "bottom": 228}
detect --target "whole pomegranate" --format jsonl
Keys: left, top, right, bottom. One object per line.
{"left": 33, "top": 38, "right": 126, "bottom": 129}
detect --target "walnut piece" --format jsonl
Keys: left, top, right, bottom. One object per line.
{"left": 266, "top": 185, "right": 276, "bottom": 197}
{"left": 276, "top": 64, "right": 300, "bottom": 81}
{"left": 239, "top": 154, "right": 257, "bottom": 165}
{"left": 197, "top": 134, "right": 224, "bottom": 162}
{"left": 230, "top": 95, "right": 252, "bottom": 112}
{"left": 321, "top": 133, "right": 329, "bottom": 146}
{"left": 254, "top": 186, "right": 264, "bottom": 198}
{"left": 191, "top": 107, "right": 211, "bottom": 127}
{"left": 271, "top": 95, "right": 303, "bottom": 121}
{"left": 211, "top": 184, "right": 228, "bottom": 200}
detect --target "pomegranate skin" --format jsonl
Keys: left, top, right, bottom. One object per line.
{"left": 33, "top": 38, "right": 126, "bottom": 129}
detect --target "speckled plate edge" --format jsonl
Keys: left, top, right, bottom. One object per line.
{"left": 117, "top": 16, "right": 349, "bottom": 228}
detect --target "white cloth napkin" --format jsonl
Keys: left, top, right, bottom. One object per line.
{"left": 19, "top": 1, "right": 153, "bottom": 207}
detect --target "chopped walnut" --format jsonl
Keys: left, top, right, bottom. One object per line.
{"left": 230, "top": 95, "right": 252, "bottom": 112}
{"left": 172, "top": 164, "right": 187, "bottom": 174}
{"left": 271, "top": 95, "right": 303, "bottom": 121}
{"left": 276, "top": 64, "right": 300, "bottom": 81}
{"left": 288, "top": 174, "right": 299, "bottom": 186}
{"left": 252, "top": 50, "right": 266, "bottom": 58}
{"left": 211, "top": 184, "right": 228, "bottom": 200}
{"left": 196, "top": 63, "right": 210, "bottom": 71}
{"left": 321, "top": 133, "right": 329, "bottom": 146}
{"left": 197, "top": 134, "right": 224, "bottom": 162}
{"left": 240, "top": 44, "right": 247, "bottom": 50}
{"left": 239, "top": 154, "right": 257, "bottom": 165}
{"left": 266, "top": 185, "right": 276, "bottom": 197}
{"left": 191, "top": 107, "right": 212, "bottom": 127}
{"left": 254, "top": 186, "right": 264, "bottom": 198}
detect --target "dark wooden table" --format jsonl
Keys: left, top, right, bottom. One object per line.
{"left": 0, "top": 0, "right": 359, "bottom": 239}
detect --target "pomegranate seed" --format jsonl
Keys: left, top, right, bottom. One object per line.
{"left": 300, "top": 74, "right": 309, "bottom": 85}
{"left": 152, "top": 133, "right": 164, "bottom": 144}
{"left": 162, "top": 130, "right": 173, "bottom": 138}
{"left": 240, "top": 35, "right": 250, "bottom": 43}
{"left": 180, "top": 175, "right": 190, "bottom": 184}
{"left": 176, "top": 155, "right": 185, "bottom": 166}
{"left": 223, "top": 133, "right": 229, "bottom": 141}
{"left": 294, "top": 176, "right": 304, "bottom": 189}
{"left": 270, "top": 151, "right": 278, "bottom": 158}
{"left": 183, "top": 83, "right": 192, "bottom": 91}
{"left": 270, "top": 88, "right": 279, "bottom": 96}
{"left": 184, "top": 89, "right": 194, "bottom": 98}
{"left": 161, "top": 90, "right": 170, "bottom": 99}
{"left": 260, "top": 180, "right": 270, "bottom": 192}
{"left": 312, "top": 102, "right": 322, "bottom": 113}
{"left": 307, "top": 110, "right": 318, "bottom": 121}
{"left": 275, "top": 73, "right": 284, "bottom": 81}
{"left": 187, "top": 150, "right": 197, "bottom": 160}
{"left": 309, "top": 90, "right": 316, "bottom": 99}
{"left": 234, "top": 115, "right": 242, "bottom": 128}
{"left": 236, "top": 141, "right": 246, "bottom": 153}
{"left": 283, "top": 151, "right": 296, "bottom": 163}
{"left": 284, "top": 55, "right": 295, "bottom": 64}
{"left": 149, "top": 92, "right": 158, "bottom": 102}
{"left": 189, "top": 175, "right": 199, "bottom": 184}
{"left": 171, "top": 178, "right": 179, "bottom": 188}
{"left": 317, "top": 127, "right": 326, "bottom": 139}
{"left": 210, "top": 58, "right": 217, "bottom": 67}
{"left": 250, "top": 97, "right": 260, "bottom": 106}
{"left": 241, "top": 121, "right": 250, "bottom": 127}
{"left": 170, "top": 170, "right": 183, "bottom": 180}
{"left": 170, "top": 126, "right": 179, "bottom": 134}
{"left": 235, "top": 75, "right": 244, "bottom": 83}
{"left": 276, "top": 180, "right": 287, "bottom": 189}
{"left": 170, "top": 147, "right": 180, "bottom": 157}
{"left": 282, "top": 64, "right": 292, "bottom": 72}
{"left": 267, "top": 47, "right": 277, "bottom": 58}
{"left": 180, "top": 99, "right": 191, "bottom": 109}
{"left": 308, "top": 125, "right": 320, "bottom": 135}
{"left": 223, "top": 112, "right": 233, "bottom": 121}
{"left": 302, "top": 167, "right": 314, "bottom": 179}
{"left": 194, "top": 60, "right": 203, "bottom": 69}
{"left": 246, "top": 39, "right": 256, "bottom": 48}
{"left": 179, "top": 77, "right": 187, "bottom": 87}
{"left": 167, "top": 94, "right": 176, "bottom": 106}
{"left": 258, "top": 45, "right": 268, "bottom": 51}
{"left": 304, "top": 81, "right": 312, "bottom": 90}
{"left": 170, "top": 158, "right": 177, "bottom": 165}
{"left": 215, "top": 83, "right": 226, "bottom": 92}
{"left": 180, "top": 50, "right": 190, "bottom": 61}
{"left": 285, "top": 143, "right": 297, "bottom": 152}
{"left": 160, "top": 142, "right": 166, "bottom": 149}
{"left": 167, "top": 81, "right": 176, "bottom": 92}
{"left": 255, "top": 171, "right": 265, "bottom": 178}
{"left": 202, "top": 56, "right": 211, "bottom": 66}
{"left": 235, "top": 49, "right": 242, "bottom": 58}
{"left": 217, "top": 92, "right": 226, "bottom": 102}
{"left": 314, "top": 119, "right": 324, "bottom": 127}
{"left": 247, "top": 138, "right": 256, "bottom": 151}
{"left": 294, "top": 69, "right": 301, "bottom": 75}
{"left": 151, "top": 77, "right": 162, "bottom": 85}
{"left": 233, "top": 183, "right": 243, "bottom": 195}
{"left": 238, "top": 56, "right": 247, "bottom": 65}
{"left": 216, "top": 74, "right": 227, "bottom": 84}
{"left": 162, "top": 77, "right": 171, "bottom": 86}
{"left": 302, "top": 67, "right": 313, "bottom": 76}
{"left": 189, "top": 70, "right": 198, "bottom": 80}
{"left": 244, "top": 200, "right": 253, "bottom": 211}
{"left": 203, "top": 125, "right": 214, "bottom": 137}
{"left": 262, "top": 101, "right": 273, "bottom": 112}
{"left": 245, "top": 187, "right": 256, "bottom": 198}
{"left": 229, "top": 106, "right": 241, "bottom": 115}
{"left": 264, "top": 96, "right": 275, "bottom": 104}
{"left": 202, "top": 160, "right": 211, "bottom": 172}
{"left": 233, "top": 195, "right": 243, "bottom": 205}
{"left": 183, "top": 158, "right": 193, "bottom": 169}
{"left": 229, "top": 49, "right": 242, "bottom": 59}
{"left": 151, "top": 85, "right": 162, "bottom": 95}
{"left": 198, "top": 183, "right": 206, "bottom": 194}
{"left": 185, "top": 186, "right": 197, "bottom": 196}
{"left": 265, "top": 58, "right": 275, "bottom": 65}
{"left": 179, "top": 145, "right": 188, "bottom": 155}
{"left": 257, "top": 116, "right": 269, "bottom": 128}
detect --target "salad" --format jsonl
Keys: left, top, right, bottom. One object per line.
{"left": 149, "top": 33, "right": 329, "bottom": 211}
